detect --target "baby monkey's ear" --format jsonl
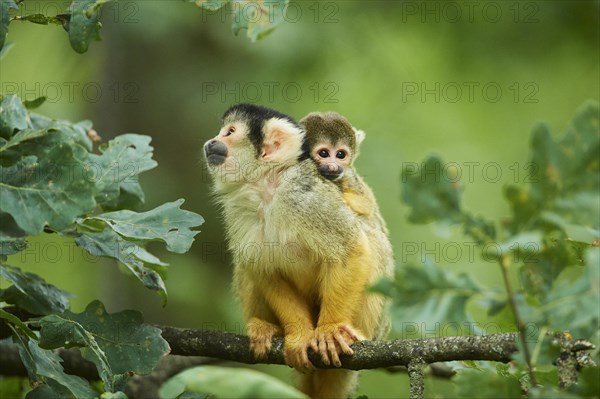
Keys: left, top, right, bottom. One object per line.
{"left": 352, "top": 128, "right": 366, "bottom": 161}
{"left": 353, "top": 128, "right": 366, "bottom": 146}
{"left": 261, "top": 117, "right": 304, "bottom": 164}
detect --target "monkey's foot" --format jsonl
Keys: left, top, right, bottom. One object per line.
{"left": 283, "top": 330, "right": 318, "bottom": 374}
{"left": 315, "top": 323, "right": 365, "bottom": 367}
{"left": 247, "top": 318, "right": 282, "bottom": 360}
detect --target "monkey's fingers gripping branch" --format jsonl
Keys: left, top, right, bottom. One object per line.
{"left": 314, "top": 323, "right": 363, "bottom": 367}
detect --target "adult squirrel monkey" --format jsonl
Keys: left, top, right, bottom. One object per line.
{"left": 204, "top": 104, "right": 391, "bottom": 398}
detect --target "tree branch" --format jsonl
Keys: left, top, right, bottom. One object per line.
{"left": 553, "top": 331, "right": 597, "bottom": 389}
{"left": 160, "top": 327, "right": 518, "bottom": 369}
{"left": 159, "top": 327, "right": 516, "bottom": 399}
{"left": 1, "top": 328, "right": 518, "bottom": 374}
{"left": 3, "top": 326, "right": 594, "bottom": 399}
{"left": 1, "top": 328, "right": 520, "bottom": 399}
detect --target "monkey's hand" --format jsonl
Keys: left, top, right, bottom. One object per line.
{"left": 283, "top": 329, "right": 318, "bottom": 373}
{"left": 247, "top": 317, "right": 282, "bottom": 360}
{"left": 314, "top": 323, "right": 365, "bottom": 367}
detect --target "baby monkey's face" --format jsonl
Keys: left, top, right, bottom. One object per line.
{"left": 311, "top": 141, "right": 352, "bottom": 181}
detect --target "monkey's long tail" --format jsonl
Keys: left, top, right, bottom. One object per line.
{"left": 299, "top": 369, "right": 359, "bottom": 399}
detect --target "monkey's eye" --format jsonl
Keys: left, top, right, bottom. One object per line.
{"left": 336, "top": 150, "right": 347, "bottom": 159}
{"left": 225, "top": 126, "right": 235, "bottom": 137}
{"left": 318, "top": 149, "right": 329, "bottom": 158}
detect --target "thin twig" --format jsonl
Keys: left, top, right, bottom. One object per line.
{"left": 499, "top": 254, "right": 538, "bottom": 386}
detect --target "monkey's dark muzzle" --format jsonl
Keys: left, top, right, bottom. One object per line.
{"left": 205, "top": 140, "right": 228, "bottom": 166}
{"left": 319, "top": 163, "right": 342, "bottom": 181}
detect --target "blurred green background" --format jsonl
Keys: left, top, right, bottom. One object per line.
{"left": 1, "top": 1, "right": 598, "bottom": 397}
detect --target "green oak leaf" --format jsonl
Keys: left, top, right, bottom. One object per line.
{"left": 553, "top": 191, "right": 600, "bottom": 232}
{"left": 0, "top": 94, "right": 31, "bottom": 138}
{"left": 30, "top": 340, "right": 97, "bottom": 398}
{"left": 495, "top": 363, "right": 519, "bottom": 380}
{"left": 504, "top": 184, "right": 536, "bottom": 232}
{"left": 230, "top": 1, "right": 250, "bottom": 37}
{"left": 519, "top": 232, "right": 574, "bottom": 302}
{"left": 0, "top": 129, "right": 97, "bottom": 235}
{"left": 401, "top": 156, "right": 463, "bottom": 224}
{"left": 28, "top": 114, "right": 94, "bottom": 151}
{"left": 26, "top": 384, "right": 68, "bottom": 399}
{"left": 505, "top": 101, "right": 600, "bottom": 232}
{"left": 0, "top": 212, "right": 27, "bottom": 259}
{"left": 0, "top": 308, "right": 36, "bottom": 339}
{"left": 401, "top": 156, "right": 495, "bottom": 242}
{"left": 192, "top": 0, "right": 289, "bottom": 42}
{"left": 372, "top": 262, "right": 482, "bottom": 335}
{"left": 0, "top": 127, "right": 49, "bottom": 152}
{"left": 159, "top": 366, "right": 307, "bottom": 399}
{"left": 555, "top": 100, "right": 600, "bottom": 193}
{"left": 39, "top": 300, "right": 170, "bottom": 390}
{"left": 540, "top": 211, "right": 600, "bottom": 244}
{"left": 74, "top": 228, "right": 168, "bottom": 302}
{"left": 39, "top": 312, "right": 114, "bottom": 391}
{"left": 462, "top": 214, "right": 496, "bottom": 244}
{"left": 483, "top": 231, "right": 542, "bottom": 261}
{"left": 66, "top": 0, "right": 113, "bottom": 53}
{"left": 11, "top": 329, "right": 38, "bottom": 380}
{"left": 87, "top": 199, "right": 204, "bottom": 254}
{"left": 15, "top": 337, "right": 96, "bottom": 399}
{"left": 0, "top": 265, "right": 73, "bottom": 315}
{"left": 16, "top": 14, "right": 67, "bottom": 26}
{"left": 89, "top": 133, "right": 158, "bottom": 211}
{"left": 23, "top": 96, "right": 47, "bottom": 110}
{"left": 192, "top": 0, "right": 227, "bottom": 12}
{"left": 101, "top": 392, "right": 128, "bottom": 399}
{"left": 244, "top": 0, "right": 288, "bottom": 41}
{"left": 0, "top": 0, "right": 18, "bottom": 51}
{"left": 542, "top": 247, "right": 600, "bottom": 338}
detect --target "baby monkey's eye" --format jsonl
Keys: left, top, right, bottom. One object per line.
{"left": 336, "top": 150, "right": 347, "bottom": 159}
{"left": 318, "top": 149, "right": 330, "bottom": 158}
{"left": 225, "top": 126, "right": 235, "bottom": 136}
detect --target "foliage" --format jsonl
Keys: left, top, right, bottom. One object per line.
{"left": 159, "top": 366, "right": 308, "bottom": 399}
{"left": 373, "top": 261, "right": 484, "bottom": 330}
{"left": 377, "top": 101, "right": 600, "bottom": 396}
{"left": 0, "top": 0, "right": 289, "bottom": 53}
{"left": 191, "top": 0, "right": 289, "bottom": 41}
{"left": 39, "top": 301, "right": 170, "bottom": 392}
{"left": 0, "top": 93, "right": 203, "bottom": 396}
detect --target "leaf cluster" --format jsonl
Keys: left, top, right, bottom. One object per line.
{"left": 0, "top": 94, "right": 203, "bottom": 396}
{"left": 376, "top": 101, "right": 600, "bottom": 396}
{"left": 0, "top": 0, "right": 289, "bottom": 54}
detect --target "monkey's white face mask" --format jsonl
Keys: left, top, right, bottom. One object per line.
{"left": 204, "top": 115, "right": 304, "bottom": 188}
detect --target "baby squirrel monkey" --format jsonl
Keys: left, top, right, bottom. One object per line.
{"left": 301, "top": 110, "right": 394, "bottom": 345}
{"left": 301, "top": 112, "right": 388, "bottom": 233}
{"left": 204, "top": 104, "right": 391, "bottom": 399}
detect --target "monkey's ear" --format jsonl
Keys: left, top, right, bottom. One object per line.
{"left": 353, "top": 128, "right": 366, "bottom": 145}
{"left": 261, "top": 118, "right": 304, "bottom": 163}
